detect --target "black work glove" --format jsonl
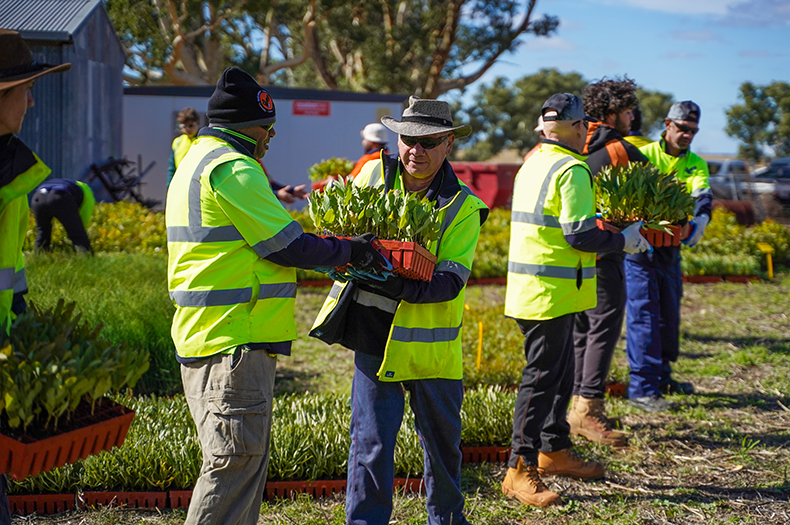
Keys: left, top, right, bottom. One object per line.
{"left": 346, "top": 233, "right": 393, "bottom": 275}
{"left": 349, "top": 269, "right": 405, "bottom": 299}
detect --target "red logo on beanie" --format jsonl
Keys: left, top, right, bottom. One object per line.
{"left": 258, "top": 90, "right": 274, "bottom": 112}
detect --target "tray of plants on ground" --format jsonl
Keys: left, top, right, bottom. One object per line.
{"left": 0, "top": 300, "right": 149, "bottom": 480}
{"left": 595, "top": 162, "right": 696, "bottom": 247}
{"left": 308, "top": 176, "right": 442, "bottom": 281}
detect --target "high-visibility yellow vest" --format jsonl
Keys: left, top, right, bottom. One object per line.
{"left": 166, "top": 135, "right": 303, "bottom": 358}
{"left": 640, "top": 135, "right": 711, "bottom": 200}
{"left": 311, "top": 155, "right": 488, "bottom": 381}
{"left": 505, "top": 142, "right": 597, "bottom": 320}
{"left": 74, "top": 181, "right": 95, "bottom": 228}
{"left": 0, "top": 150, "right": 50, "bottom": 333}
{"left": 172, "top": 134, "right": 196, "bottom": 169}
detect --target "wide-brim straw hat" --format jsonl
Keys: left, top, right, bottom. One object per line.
{"left": 0, "top": 29, "right": 71, "bottom": 91}
{"left": 382, "top": 96, "right": 472, "bottom": 139}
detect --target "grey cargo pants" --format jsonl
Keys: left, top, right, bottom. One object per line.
{"left": 181, "top": 347, "right": 276, "bottom": 525}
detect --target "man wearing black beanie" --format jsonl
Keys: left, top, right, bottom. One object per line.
{"left": 166, "top": 67, "right": 389, "bottom": 525}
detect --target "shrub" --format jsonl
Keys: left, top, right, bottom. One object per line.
{"left": 307, "top": 157, "right": 353, "bottom": 183}
{"left": 0, "top": 300, "right": 149, "bottom": 433}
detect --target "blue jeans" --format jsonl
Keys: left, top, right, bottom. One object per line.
{"left": 624, "top": 259, "right": 682, "bottom": 398}
{"left": 346, "top": 352, "right": 470, "bottom": 525}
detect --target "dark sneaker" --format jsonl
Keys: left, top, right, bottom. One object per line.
{"left": 629, "top": 395, "right": 672, "bottom": 413}
{"left": 660, "top": 378, "right": 695, "bottom": 395}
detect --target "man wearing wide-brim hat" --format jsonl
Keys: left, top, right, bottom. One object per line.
{"left": 0, "top": 28, "right": 71, "bottom": 525}
{"left": 310, "top": 96, "right": 489, "bottom": 525}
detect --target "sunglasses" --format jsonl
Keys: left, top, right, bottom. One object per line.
{"left": 671, "top": 120, "right": 699, "bottom": 135}
{"left": 179, "top": 122, "right": 199, "bottom": 130}
{"left": 400, "top": 135, "right": 449, "bottom": 150}
{"left": 262, "top": 123, "right": 275, "bottom": 132}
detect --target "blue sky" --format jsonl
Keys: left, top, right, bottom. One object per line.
{"left": 472, "top": 0, "right": 790, "bottom": 157}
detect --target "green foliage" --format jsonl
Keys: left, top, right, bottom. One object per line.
{"left": 307, "top": 157, "right": 353, "bottom": 182}
{"left": 25, "top": 253, "right": 179, "bottom": 395}
{"left": 725, "top": 81, "right": 790, "bottom": 163}
{"left": 595, "top": 162, "right": 696, "bottom": 230}
{"left": 10, "top": 387, "right": 515, "bottom": 491}
{"left": 24, "top": 201, "right": 166, "bottom": 254}
{"left": 308, "top": 177, "right": 442, "bottom": 245}
{"left": 456, "top": 69, "right": 673, "bottom": 160}
{"left": 470, "top": 208, "right": 509, "bottom": 279}
{"left": 0, "top": 300, "right": 149, "bottom": 432}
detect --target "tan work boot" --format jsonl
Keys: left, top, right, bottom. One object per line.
{"left": 538, "top": 448, "right": 604, "bottom": 480}
{"left": 502, "top": 457, "right": 563, "bottom": 507}
{"left": 567, "top": 396, "right": 627, "bottom": 447}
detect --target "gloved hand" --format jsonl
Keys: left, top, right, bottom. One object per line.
{"left": 346, "top": 233, "right": 394, "bottom": 275}
{"left": 313, "top": 267, "right": 350, "bottom": 283}
{"left": 621, "top": 221, "right": 652, "bottom": 254}
{"left": 357, "top": 271, "right": 405, "bottom": 299}
{"left": 682, "top": 214, "right": 709, "bottom": 248}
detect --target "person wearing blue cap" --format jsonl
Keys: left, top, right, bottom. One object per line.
{"left": 166, "top": 67, "right": 389, "bottom": 525}
{"left": 502, "top": 93, "right": 650, "bottom": 507}
{"left": 625, "top": 100, "right": 712, "bottom": 413}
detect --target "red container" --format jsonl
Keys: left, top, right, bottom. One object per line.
{"left": 169, "top": 490, "right": 193, "bottom": 509}
{"left": 376, "top": 240, "right": 437, "bottom": 281}
{"left": 686, "top": 275, "right": 724, "bottom": 283}
{"left": 605, "top": 381, "right": 627, "bottom": 398}
{"left": 265, "top": 479, "right": 347, "bottom": 499}
{"left": 642, "top": 224, "right": 682, "bottom": 248}
{"left": 451, "top": 162, "right": 521, "bottom": 209}
{"left": 80, "top": 491, "right": 168, "bottom": 509}
{"left": 9, "top": 494, "right": 74, "bottom": 515}
{"left": 596, "top": 218, "right": 622, "bottom": 233}
{"left": 461, "top": 446, "right": 511, "bottom": 464}
{"left": 0, "top": 400, "right": 135, "bottom": 481}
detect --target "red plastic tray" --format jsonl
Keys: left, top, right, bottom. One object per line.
{"left": 376, "top": 240, "right": 437, "bottom": 281}
{"left": 0, "top": 400, "right": 135, "bottom": 481}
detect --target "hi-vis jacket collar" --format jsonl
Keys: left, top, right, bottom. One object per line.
{"left": 199, "top": 127, "right": 257, "bottom": 158}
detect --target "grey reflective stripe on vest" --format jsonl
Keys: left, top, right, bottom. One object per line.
{"left": 251, "top": 221, "right": 304, "bottom": 259}
{"left": 0, "top": 267, "right": 13, "bottom": 292}
{"left": 390, "top": 322, "right": 462, "bottom": 344}
{"left": 434, "top": 186, "right": 474, "bottom": 256}
{"left": 167, "top": 225, "right": 244, "bottom": 243}
{"left": 170, "top": 287, "right": 253, "bottom": 307}
{"left": 508, "top": 261, "right": 596, "bottom": 280}
{"left": 353, "top": 287, "right": 398, "bottom": 314}
{"left": 435, "top": 260, "right": 471, "bottom": 283}
{"left": 165, "top": 147, "right": 244, "bottom": 244}
{"left": 13, "top": 267, "right": 26, "bottom": 293}
{"left": 561, "top": 216, "right": 598, "bottom": 235}
{"left": 328, "top": 282, "right": 344, "bottom": 300}
{"left": 511, "top": 211, "right": 560, "bottom": 228}
{"left": 259, "top": 282, "right": 297, "bottom": 299}
{"left": 533, "top": 156, "right": 574, "bottom": 216}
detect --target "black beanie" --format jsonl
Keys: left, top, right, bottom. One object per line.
{"left": 207, "top": 67, "right": 276, "bottom": 130}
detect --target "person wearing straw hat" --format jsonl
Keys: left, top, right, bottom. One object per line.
{"left": 0, "top": 28, "right": 72, "bottom": 525}
{"left": 310, "top": 96, "right": 488, "bottom": 525}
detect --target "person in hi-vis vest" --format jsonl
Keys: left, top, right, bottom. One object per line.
{"left": 166, "top": 67, "right": 388, "bottom": 525}
{"left": 310, "top": 97, "right": 488, "bottom": 525}
{"left": 0, "top": 28, "right": 71, "bottom": 525}
{"left": 502, "top": 93, "right": 650, "bottom": 508}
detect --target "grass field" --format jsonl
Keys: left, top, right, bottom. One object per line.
{"left": 16, "top": 266, "right": 790, "bottom": 524}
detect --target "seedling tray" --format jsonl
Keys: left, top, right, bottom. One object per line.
{"left": 0, "top": 400, "right": 134, "bottom": 481}
{"left": 376, "top": 240, "right": 436, "bottom": 281}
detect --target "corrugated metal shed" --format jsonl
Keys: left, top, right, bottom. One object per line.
{"left": 1, "top": 0, "right": 124, "bottom": 188}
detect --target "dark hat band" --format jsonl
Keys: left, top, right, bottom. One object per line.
{"left": 0, "top": 61, "right": 45, "bottom": 80}
{"left": 402, "top": 115, "right": 453, "bottom": 127}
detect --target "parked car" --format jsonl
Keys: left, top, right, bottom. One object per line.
{"left": 706, "top": 158, "right": 774, "bottom": 201}
{"left": 753, "top": 157, "right": 790, "bottom": 201}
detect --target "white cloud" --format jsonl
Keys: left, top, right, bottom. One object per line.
{"left": 661, "top": 51, "right": 704, "bottom": 59}
{"left": 721, "top": 0, "right": 790, "bottom": 26}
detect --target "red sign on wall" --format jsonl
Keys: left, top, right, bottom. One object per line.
{"left": 292, "top": 100, "right": 331, "bottom": 116}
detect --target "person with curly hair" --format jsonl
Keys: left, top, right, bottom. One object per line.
{"left": 568, "top": 77, "right": 649, "bottom": 447}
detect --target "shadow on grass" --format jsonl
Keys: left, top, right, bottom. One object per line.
{"left": 689, "top": 391, "right": 790, "bottom": 411}
{"left": 274, "top": 368, "right": 321, "bottom": 396}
